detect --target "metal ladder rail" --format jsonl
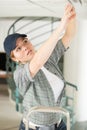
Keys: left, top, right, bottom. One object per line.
{"left": 24, "top": 106, "right": 70, "bottom": 130}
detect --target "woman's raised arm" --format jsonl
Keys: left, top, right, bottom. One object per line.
{"left": 29, "top": 3, "right": 76, "bottom": 77}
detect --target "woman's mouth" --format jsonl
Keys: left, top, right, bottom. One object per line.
{"left": 27, "top": 50, "right": 32, "bottom": 55}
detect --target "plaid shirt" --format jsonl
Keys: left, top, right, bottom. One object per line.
{"left": 14, "top": 39, "right": 67, "bottom": 126}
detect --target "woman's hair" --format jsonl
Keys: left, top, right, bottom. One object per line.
{"left": 10, "top": 51, "right": 15, "bottom": 61}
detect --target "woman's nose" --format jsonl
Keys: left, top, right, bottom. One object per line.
{"left": 22, "top": 45, "right": 27, "bottom": 51}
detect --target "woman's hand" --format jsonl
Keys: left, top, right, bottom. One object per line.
{"left": 61, "top": 3, "right": 76, "bottom": 48}
{"left": 60, "top": 3, "right": 76, "bottom": 32}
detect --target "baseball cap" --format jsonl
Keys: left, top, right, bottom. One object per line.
{"left": 4, "top": 33, "right": 27, "bottom": 56}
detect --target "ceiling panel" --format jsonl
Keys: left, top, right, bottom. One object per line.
{"left": 0, "top": 0, "right": 87, "bottom": 18}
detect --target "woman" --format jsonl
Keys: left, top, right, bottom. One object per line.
{"left": 4, "top": 3, "right": 76, "bottom": 130}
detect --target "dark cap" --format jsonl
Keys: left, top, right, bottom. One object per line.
{"left": 4, "top": 33, "right": 27, "bottom": 56}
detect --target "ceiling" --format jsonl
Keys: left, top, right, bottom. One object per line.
{"left": 0, "top": 0, "right": 87, "bottom": 18}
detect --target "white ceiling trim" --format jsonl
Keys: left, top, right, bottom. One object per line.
{"left": 0, "top": 0, "right": 67, "bottom": 18}
{"left": 0, "top": 0, "right": 87, "bottom": 18}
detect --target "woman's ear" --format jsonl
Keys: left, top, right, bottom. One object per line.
{"left": 11, "top": 57, "right": 19, "bottom": 63}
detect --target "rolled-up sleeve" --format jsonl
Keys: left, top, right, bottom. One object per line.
{"left": 49, "top": 39, "right": 69, "bottom": 64}
{"left": 13, "top": 62, "right": 34, "bottom": 96}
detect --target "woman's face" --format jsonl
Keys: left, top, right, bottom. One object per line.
{"left": 12, "top": 37, "right": 35, "bottom": 63}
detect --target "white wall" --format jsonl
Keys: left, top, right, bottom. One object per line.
{"left": 76, "top": 19, "right": 87, "bottom": 121}
{"left": 64, "top": 16, "right": 87, "bottom": 121}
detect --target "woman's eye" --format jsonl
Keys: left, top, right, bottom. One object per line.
{"left": 17, "top": 47, "right": 21, "bottom": 51}
{"left": 24, "top": 39, "right": 28, "bottom": 43}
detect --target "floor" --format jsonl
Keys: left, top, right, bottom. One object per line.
{"left": 0, "top": 83, "right": 22, "bottom": 130}
{"left": 0, "top": 83, "right": 87, "bottom": 130}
